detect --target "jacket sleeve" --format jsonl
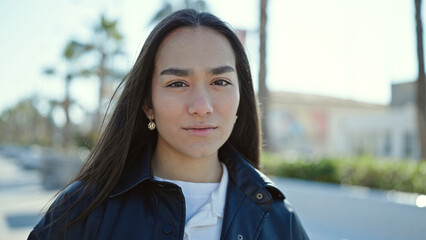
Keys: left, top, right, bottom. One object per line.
{"left": 28, "top": 225, "right": 46, "bottom": 240}
{"left": 258, "top": 199, "right": 310, "bottom": 240}
{"left": 27, "top": 181, "right": 86, "bottom": 240}
{"left": 287, "top": 201, "right": 310, "bottom": 240}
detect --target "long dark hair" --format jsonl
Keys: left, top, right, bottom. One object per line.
{"left": 57, "top": 8, "right": 260, "bottom": 226}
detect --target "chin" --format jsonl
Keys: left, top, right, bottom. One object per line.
{"left": 182, "top": 144, "right": 222, "bottom": 159}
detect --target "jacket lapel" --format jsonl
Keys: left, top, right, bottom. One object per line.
{"left": 220, "top": 182, "right": 268, "bottom": 240}
{"left": 219, "top": 144, "right": 283, "bottom": 240}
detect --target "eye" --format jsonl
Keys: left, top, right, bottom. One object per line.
{"left": 166, "top": 81, "right": 188, "bottom": 88}
{"left": 212, "top": 79, "right": 231, "bottom": 86}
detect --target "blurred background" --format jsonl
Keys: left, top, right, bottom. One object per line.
{"left": 1, "top": 0, "right": 426, "bottom": 239}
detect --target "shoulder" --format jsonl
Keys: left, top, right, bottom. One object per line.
{"left": 258, "top": 199, "right": 309, "bottom": 239}
{"left": 28, "top": 181, "right": 90, "bottom": 240}
{"left": 245, "top": 169, "right": 309, "bottom": 238}
{"left": 226, "top": 166, "right": 309, "bottom": 239}
{"left": 47, "top": 180, "right": 90, "bottom": 213}
{"left": 221, "top": 145, "right": 309, "bottom": 238}
{"left": 57, "top": 180, "right": 88, "bottom": 202}
{"left": 254, "top": 168, "right": 286, "bottom": 200}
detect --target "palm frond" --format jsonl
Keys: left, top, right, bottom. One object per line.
{"left": 63, "top": 40, "right": 94, "bottom": 60}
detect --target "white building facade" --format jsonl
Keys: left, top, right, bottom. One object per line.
{"left": 266, "top": 82, "right": 420, "bottom": 160}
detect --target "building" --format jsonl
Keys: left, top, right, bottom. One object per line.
{"left": 267, "top": 82, "right": 420, "bottom": 160}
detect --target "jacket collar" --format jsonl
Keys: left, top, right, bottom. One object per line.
{"left": 220, "top": 143, "right": 285, "bottom": 202}
{"left": 109, "top": 143, "right": 285, "bottom": 201}
{"left": 109, "top": 146, "right": 153, "bottom": 198}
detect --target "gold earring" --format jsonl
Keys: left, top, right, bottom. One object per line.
{"left": 148, "top": 118, "right": 156, "bottom": 130}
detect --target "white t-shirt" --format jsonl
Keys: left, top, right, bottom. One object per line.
{"left": 154, "top": 163, "right": 229, "bottom": 240}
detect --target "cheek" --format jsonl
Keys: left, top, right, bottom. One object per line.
{"left": 153, "top": 97, "right": 182, "bottom": 122}
{"left": 216, "top": 89, "right": 240, "bottom": 117}
{"left": 229, "top": 87, "right": 240, "bottom": 112}
{"left": 151, "top": 84, "right": 182, "bottom": 119}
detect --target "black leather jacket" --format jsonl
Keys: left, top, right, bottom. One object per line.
{"left": 28, "top": 145, "right": 309, "bottom": 240}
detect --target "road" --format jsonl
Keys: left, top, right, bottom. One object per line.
{"left": 0, "top": 155, "right": 56, "bottom": 240}
{"left": 0, "top": 154, "right": 425, "bottom": 239}
{"left": 271, "top": 177, "right": 426, "bottom": 240}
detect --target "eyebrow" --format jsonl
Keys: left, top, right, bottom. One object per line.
{"left": 209, "top": 65, "right": 235, "bottom": 75}
{"left": 159, "top": 65, "right": 235, "bottom": 76}
{"left": 160, "top": 68, "right": 193, "bottom": 76}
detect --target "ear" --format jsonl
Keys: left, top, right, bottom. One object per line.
{"left": 142, "top": 105, "right": 154, "bottom": 119}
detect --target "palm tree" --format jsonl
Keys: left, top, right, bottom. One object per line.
{"left": 58, "top": 15, "right": 125, "bottom": 127}
{"left": 43, "top": 40, "right": 89, "bottom": 146}
{"left": 92, "top": 15, "right": 125, "bottom": 123}
{"left": 259, "top": 0, "right": 269, "bottom": 149}
{"left": 415, "top": 0, "right": 426, "bottom": 161}
{"left": 149, "top": 0, "right": 208, "bottom": 25}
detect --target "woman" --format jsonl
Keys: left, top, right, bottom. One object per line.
{"left": 29, "top": 9, "right": 308, "bottom": 240}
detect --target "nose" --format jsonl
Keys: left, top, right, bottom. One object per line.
{"left": 187, "top": 85, "right": 213, "bottom": 116}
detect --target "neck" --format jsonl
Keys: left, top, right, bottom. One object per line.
{"left": 151, "top": 143, "right": 222, "bottom": 183}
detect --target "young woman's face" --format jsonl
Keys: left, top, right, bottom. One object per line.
{"left": 149, "top": 26, "right": 239, "bottom": 160}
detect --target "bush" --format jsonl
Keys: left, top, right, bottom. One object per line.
{"left": 262, "top": 153, "right": 426, "bottom": 195}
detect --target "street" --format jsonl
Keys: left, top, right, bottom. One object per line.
{"left": 0, "top": 155, "right": 56, "bottom": 240}
{"left": 0, "top": 154, "right": 425, "bottom": 239}
{"left": 272, "top": 177, "right": 426, "bottom": 240}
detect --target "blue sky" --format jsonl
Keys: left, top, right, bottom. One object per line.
{"left": 0, "top": 0, "right": 422, "bottom": 118}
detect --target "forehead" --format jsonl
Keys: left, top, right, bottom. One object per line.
{"left": 155, "top": 27, "right": 236, "bottom": 70}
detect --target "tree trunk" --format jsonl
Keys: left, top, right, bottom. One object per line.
{"left": 97, "top": 52, "right": 106, "bottom": 128}
{"left": 259, "top": 0, "right": 269, "bottom": 149}
{"left": 415, "top": 0, "right": 426, "bottom": 161}
{"left": 63, "top": 75, "right": 72, "bottom": 146}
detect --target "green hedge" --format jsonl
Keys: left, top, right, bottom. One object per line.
{"left": 262, "top": 154, "right": 426, "bottom": 195}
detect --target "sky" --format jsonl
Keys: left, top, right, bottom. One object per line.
{"left": 0, "top": 0, "right": 423, "bottom": 121}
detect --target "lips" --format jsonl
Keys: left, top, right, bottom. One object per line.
{"left": 183, "top": 125, "right": 217, "bottom": 136}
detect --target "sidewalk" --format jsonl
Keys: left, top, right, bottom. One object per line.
{"left": 0, "top": 156, "right": 56, "bottom": 240}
